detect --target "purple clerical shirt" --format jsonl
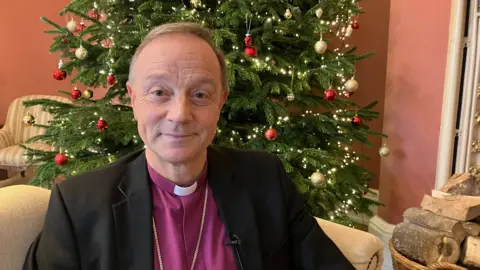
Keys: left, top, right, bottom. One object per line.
{"left": 148, "top": 163, "right": 238, "bottom": 270}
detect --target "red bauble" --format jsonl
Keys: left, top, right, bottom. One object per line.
{"left": 264, "top": 128, "right": 278, "bottom": 140}
{"left": 54, "top": 153, "right": 68, "bottom": 166}
{"left": 61, "top": 37, "right": 70, "bottom": 43}
{"left": 352, "top": 22, "right": 360, "bottom": 30}
{"left": 244, "top": 35, "right": 252, "bottom": 47}
{"left": 324, "top": 89, "right": 337, "bottom": 101}
{"left": 71, "top": 89, "right": 82, "bottom": 100}
{"left": 352, "top": 115, "right": 362, "bottom": 126}
{"left": 88, "top": 9, "right": 99, "bottom": 19}
{"left": 53, "top": 69, "right": 67, "bottom": 80}
{"left": 76, "top": 23, "right": 86, "bottom": 32}
{"left": 244, "top": 47, "right": 257, "bottom": 57}
{"left": 107, "top": 74, "right": 116, "bottom": 86}
{"left": 96, "top": 119, "right": 108, "bottom": 131}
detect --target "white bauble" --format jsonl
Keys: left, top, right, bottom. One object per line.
{"left": 75, "top": 46, "right": 88, "bottom": 60}
{"left": 344, "top": 78, "right": 359, "bottom": 93}
{"left": 67, "top": 20, "right": 77, "bottom": 33}
{"left": 315, "top": 8, "right": 323, "bottom": 18}
{"left": 379, "top": 145, "right": 391, "bottom": 157}
{"left": 310, "top": 171, "right": 325, "bottom": 186}
{"left": 314, "top": 40, "right": 328, "bottom": 54}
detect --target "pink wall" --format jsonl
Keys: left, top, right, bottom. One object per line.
{"left": 0, "top": 0, "right": 71, "bottom": 123}
{"left": 378, "top": 0, "right": 452, "bottom": 224}
{"left": 350, "top": 0, "right": 390, "bottom": 189}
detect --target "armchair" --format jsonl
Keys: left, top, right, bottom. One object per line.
{"left": 0, "top": 95, "right": 70, "bottom": 182}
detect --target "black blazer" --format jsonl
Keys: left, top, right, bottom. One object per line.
{"left": 23, "top": 146, "right": 354, "bottom": 270}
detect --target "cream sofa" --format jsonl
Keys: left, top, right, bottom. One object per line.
{"left": 0, "top": 185, "right": 384, "bottom": 270}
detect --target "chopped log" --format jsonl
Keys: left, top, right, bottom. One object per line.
{"left": 463, "top": 222, "right": 480, "bottom": 237}
{"left": 440, "top": 173, "right": 476, "bottom": 195}
{"left": 461, "top": 236, "right": 480, "bottom": 268}
{"left": 431, "top": 189, "right": 451, "bottom": 199}
{"left": 421, "top": 194, "right": 480, "bottom": 221}
{"left": 403, "top": 207, "right": 467, "bottom": 242}
{"left": 392, "top": 221, "right": 460, "bottom": 265}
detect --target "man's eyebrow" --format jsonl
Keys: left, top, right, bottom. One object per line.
{"left": 187, "top": 76, "right": 216, "bottom": 86}
{"left": 142, "top": 73, "right": 169, "bottom": 90}
{"left": 144, "top": 73, "right": 168, "bottom": 82}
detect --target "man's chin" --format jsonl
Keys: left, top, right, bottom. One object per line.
{"left": 152, "top": 147, "right": 201, "bottom": 164}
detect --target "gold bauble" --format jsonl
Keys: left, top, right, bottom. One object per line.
{"left": 23, "top": 113, "right": 35, "bottom": 126}
{"left": 285, "top": 9, "right": 293, "bottom": 19}
{"left": 84, "top": 89, "right": 94, "bottom": 99}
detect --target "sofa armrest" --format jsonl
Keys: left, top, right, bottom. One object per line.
{"left": 316, "top": 217, "right": 384, "bottom": 270}
{"left": 0, "top": 185, "right": 51, "bottom": 270}
{"left": 0, "top": 129, "right": 13, "bottom": 149}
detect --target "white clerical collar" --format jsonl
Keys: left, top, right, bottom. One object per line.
{"left": 173, "top": 181, "right": 198, "bottom": 196}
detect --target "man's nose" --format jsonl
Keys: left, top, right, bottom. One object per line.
{"left": 166, "top": 94, "right": 194, "bottom": 123}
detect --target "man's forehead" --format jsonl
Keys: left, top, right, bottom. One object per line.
{"left": 141, "top": 35, "right": 215, "bottom": 60}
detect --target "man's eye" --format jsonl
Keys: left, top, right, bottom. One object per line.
{"left": 153, "top": 90, "right": 165, "bottom": 97}
{"left": 194, "top": 92, "right": 207, "bottom": 99}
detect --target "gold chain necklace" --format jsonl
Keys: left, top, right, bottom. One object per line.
{"left": 152, "top": 185, "right": 208, "bottom": 270}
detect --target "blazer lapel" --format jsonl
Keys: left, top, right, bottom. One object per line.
{"left": 112, "top": 151, "right": 154, "bottom": 270}
{"left": 207, "top": 146, "right": 263, "bottom": 270}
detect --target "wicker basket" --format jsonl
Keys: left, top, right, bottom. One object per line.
{"left": 389, "top": 241, "right": 467, "bottom": 270}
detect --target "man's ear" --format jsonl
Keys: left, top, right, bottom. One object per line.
{"left": 126, "top": 81, "right": 137, "bottom": 121}
{"left": 219, "top": 89, "right": 229, "bottom": 109}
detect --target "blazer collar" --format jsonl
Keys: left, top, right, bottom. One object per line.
{"left": 113, "top": 150, "right": 154, "bottom": 270}
{"left": 207, "top": 146, "right": 263, "bottom": 270}
{"left": 112, "top": 146, "right": 263, "bottom": 270}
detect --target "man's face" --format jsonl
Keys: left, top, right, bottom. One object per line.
{"left": 127, "top": 33, "right": 228, "bottom": 165}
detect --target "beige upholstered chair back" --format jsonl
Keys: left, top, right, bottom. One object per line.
{"left": 3, "top": 95, "right": 70, "bottom": 145}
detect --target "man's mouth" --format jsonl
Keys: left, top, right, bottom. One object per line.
{"left": 162, "top": 133, "right": 193, "bottom": 138}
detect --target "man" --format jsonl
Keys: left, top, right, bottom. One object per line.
{"left": 24, "top": 23, "right": 354, "bottom": 270}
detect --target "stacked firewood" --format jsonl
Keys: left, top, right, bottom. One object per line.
{"left": 392, "top": 173, "right": 480, "bottom": 268}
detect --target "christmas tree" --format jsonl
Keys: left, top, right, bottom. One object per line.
{"left": 23, "top": 0, "right": 387, "bottom": 226}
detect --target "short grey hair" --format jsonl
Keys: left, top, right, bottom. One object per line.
{"left": 128, "top": 22, "right": 229, "bottom": 92}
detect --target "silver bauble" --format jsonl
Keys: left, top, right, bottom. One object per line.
{"left": 311, "top": 171, "right": 325, "bottom": 186}
{"left": 314, "top": 40, "right": 328, "bottom": 54}
{"left": 66, "top": 20, "right": 77, "bottom": 33}
{"left": 344, "top": 79, "right": 359, "bottom": 93}
{"left": 75, "top": 46, "right": 88, "bottom": 60}
{"left": 379, "top": 145, "right": 391, "bottom": 157}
